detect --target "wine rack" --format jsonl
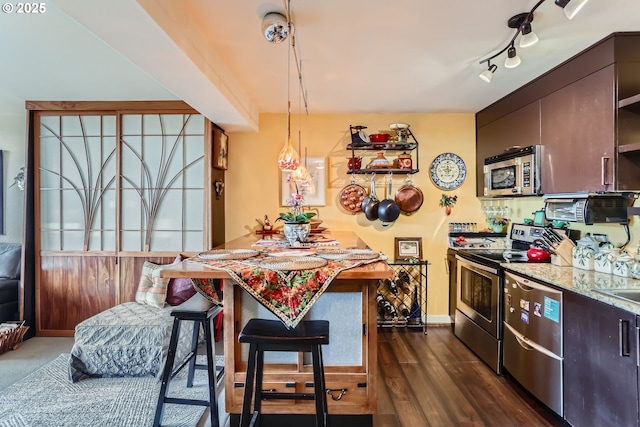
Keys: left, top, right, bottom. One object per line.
{"left": 376, "top": 261, "right": 427, "bottom": 333}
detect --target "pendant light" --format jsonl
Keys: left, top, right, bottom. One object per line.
{"left": 276, "top": 11, "right": 300, "bottom": 172}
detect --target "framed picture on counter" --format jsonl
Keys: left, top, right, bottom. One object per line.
{"left": 394, "top": 237, "right": 422, "bottom": 262}
{"left": 281, "top": 157, "right": 326, "bottom": 206}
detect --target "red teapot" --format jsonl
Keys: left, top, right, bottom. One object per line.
{"left": 527, "top": 240, "right": 551, "bottom": 263}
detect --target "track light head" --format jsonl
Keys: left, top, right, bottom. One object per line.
{"left": 479, "top": 63, "right": 498, "bottom": 83}
{"left": 555, "top": 0, "right": 589, "bottom": 19}
{"left": 262, "top": 12, "right": 290, "bottom": 43}
{"left": 519, "top": 22, "right": 539, "bottom": 48}
{"left": 504, "top": 44, "right": 521, "bottom": 68}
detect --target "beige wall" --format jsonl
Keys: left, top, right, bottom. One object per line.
{"left": 0, "top": 113, "right": 26, "bottom": 243}
{"left": 226, "top": 113, "right": 484, "bottom": 322}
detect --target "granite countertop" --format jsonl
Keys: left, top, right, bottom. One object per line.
{"left": 501, "top": 263, "right": 640, "bottom": 315}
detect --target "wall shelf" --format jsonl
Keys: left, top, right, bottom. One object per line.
{"left": 618, "top": 93, "right": 640, "bottom": 112}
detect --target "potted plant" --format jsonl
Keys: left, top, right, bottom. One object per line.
{"left": 277, "top": 186, "right": 316, "bottom": 246}
{"left": 439, "top": 194, "right": 457, "bottom": 215}
{"left": 488, "top": 217, "right": 509, "bottom": 233}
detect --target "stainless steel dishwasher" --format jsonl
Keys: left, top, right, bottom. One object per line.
{"left": 503, "top": 271, "right": 563, "bottom": 416}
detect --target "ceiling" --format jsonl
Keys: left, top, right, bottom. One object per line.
{"left": 1, "top": 0, "right": 639, "bottom": 132}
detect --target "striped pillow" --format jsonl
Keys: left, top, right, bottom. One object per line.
{"left": 135, "top": 262, "right": 170, "bottom": 308}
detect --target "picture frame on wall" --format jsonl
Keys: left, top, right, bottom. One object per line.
{"left": 213, "top": 130, "right": 228, "bottom": 170}
{"left": 394, "top": 237, "right": 422, "bottom": 262}
{"left": 281, "top": 157, "right": 326, "bottom": 206}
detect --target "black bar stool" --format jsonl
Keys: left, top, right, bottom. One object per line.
{"left": 239, "top": 318, "right": 329, "bottom": 427}
{"left": 153, "top": 294, "right": 224, "bottom": 427}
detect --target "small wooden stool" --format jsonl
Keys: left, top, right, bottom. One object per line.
{"left": 153, "top": 294, "right": 223, "bottom": 427}
{"left": 239, "top": 318, "right": 329, "bottom": 427}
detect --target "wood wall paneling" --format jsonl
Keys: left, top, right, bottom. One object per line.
{"left": 37, "top": 255, "right": 117, "bottom": 335}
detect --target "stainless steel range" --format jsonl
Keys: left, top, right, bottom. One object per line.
{"left": 452, "top": 224, "right": 574, "bottom": 374}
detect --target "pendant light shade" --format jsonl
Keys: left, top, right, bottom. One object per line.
{"left": 278, "top": 138, "right": 300, "bottom": 171}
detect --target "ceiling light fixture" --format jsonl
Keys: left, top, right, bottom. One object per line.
{"left": 262, "top": 12, "right": 290, "bottom": 43}
{"left": 479, "top": 61, "right": 498, "bottom": 83}
{"left": 272, "top": 0, "right": 310, "bottom": 171}
{"left": 478, "top": 0, "right": 589, "bottom": 82}
{"left": 276, "top": 24, "right": 299, "bottom": 171}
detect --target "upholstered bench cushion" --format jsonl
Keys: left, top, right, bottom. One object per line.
{"left": 69, "top": 302, "right": 195, "bottom": 382}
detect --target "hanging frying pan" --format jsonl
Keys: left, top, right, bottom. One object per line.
{"left": 339, "top": 178, "right": 368, "bottom": 214}
{"left": 362, "top": 178, "right": 380, "bottom": 221}
{"left": 395, "top": 177, "right": 424, "bottom": 215}
{"left": 377, "top": 175, "right": 401, "bottom": 225}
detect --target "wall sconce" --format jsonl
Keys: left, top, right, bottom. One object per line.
{"left": 10, "top": 167, "right": 24, "bottom": 191}
{"left": 478, "top": 0, "right": 590, "bottom": 83}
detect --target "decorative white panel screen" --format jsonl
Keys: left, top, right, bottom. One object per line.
{"left": 39, "top": 115, "right": 117, "bottom": 251}
{"left": 38, "top": 113, "right": 206, "bottom": 252}
{"left": 120, "top": 114, "right": 205, "bottom": 251}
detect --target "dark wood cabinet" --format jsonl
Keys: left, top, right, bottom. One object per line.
{"left": 476, "top": 32, "right": 640, "bottom": 195}
{"left": 475, "top": 102, "right": 540, "bottom": 196}
{"left": 540, "top": 65, "right": 616, "bottom": 193}
{"left": 564, "top": 290, "right": 639, "bottom": 427}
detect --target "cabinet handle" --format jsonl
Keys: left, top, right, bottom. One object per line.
{"left": 601, "top": 156, "right": 611, "bottom": 185}
{"left": 326, "top": 388, "right": 348, "bottom": 401}
{"left": 444, "top": 258, "right": 450, "bottom": 275}
{"left": 619, "top": 319, "right": 630, "bottom": 357}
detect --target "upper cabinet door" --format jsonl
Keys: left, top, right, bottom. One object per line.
{"left": 476, "top": 102, "right": 541, "bottom": 196}
{"left": 540, "top": 65, "right": 616, "bottom": 194}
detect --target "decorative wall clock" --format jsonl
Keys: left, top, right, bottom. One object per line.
{"left": 429, "top": 153, "right": 466, "bottom": 190}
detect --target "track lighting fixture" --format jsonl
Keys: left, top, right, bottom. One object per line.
{"left": 478, "top": 0, "right": 589, "bottom": 82}
{"left": 479, "top": 62, "right": 498, "bottom": 83}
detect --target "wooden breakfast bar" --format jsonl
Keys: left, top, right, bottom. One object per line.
{"left": 162, "top": 232, "right": 393, "bottom": 427}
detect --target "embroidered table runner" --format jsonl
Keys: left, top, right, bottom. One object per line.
{"left": 188, "top": 250, "right": 385, "bottom": 329}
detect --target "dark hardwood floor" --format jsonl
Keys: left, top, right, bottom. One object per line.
{"left": 375, "top": 325, "right": 567, "bottom": 427}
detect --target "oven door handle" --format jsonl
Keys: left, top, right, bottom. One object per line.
{"left": 455, "top": 255, "right": 499, "bottom": 275}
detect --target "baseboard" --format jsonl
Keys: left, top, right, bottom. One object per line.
{"left": 426, "top": 314, "right": 453, "bottom": 325}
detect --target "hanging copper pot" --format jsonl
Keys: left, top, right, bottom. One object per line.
{"left": 394, "top": 178, "right": 424, "bottom": 215}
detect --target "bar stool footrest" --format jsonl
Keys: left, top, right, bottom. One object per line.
{"left": 163, "top": 397, "right": 210, "bottom": 407}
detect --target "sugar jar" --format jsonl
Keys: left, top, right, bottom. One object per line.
{"left": 572, "top": 242, "right": 595, "bottom": 271}
{"left": 613, "top": 252, "right": 635, "bottom": 278}
{"left": 594, "top": 244, "right": 620, "bottom": 275}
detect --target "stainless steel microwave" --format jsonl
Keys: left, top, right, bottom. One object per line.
{"left": 483, "top": 145, "right": 541, "bottom": 197}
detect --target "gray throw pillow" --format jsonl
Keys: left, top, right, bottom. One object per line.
{"left": 0, "top": 246, "right": 21, "bottom": 279}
